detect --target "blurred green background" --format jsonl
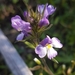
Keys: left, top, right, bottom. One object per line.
{"left": 0, "top": 0, "right": 75, "bottom": 75}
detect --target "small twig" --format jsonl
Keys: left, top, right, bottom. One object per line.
{"left": 29, "top": 65, "right": 41, "bottom": 71}
{"left": 41, "top": 58, "right": 54, "bottom": 75}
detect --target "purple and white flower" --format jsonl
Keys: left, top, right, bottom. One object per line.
{"left": 11, "top": 15, "right": 31, "bottom": 40}
{"left": 35, "top": 35, "right": 63, "bottom": 59}
{"left": 38, "top": 4, "right": 56, "bottom": 18}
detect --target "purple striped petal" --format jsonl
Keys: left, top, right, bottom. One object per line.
{"left": 35, "top": 45, "right": 47, "bottom": 58}
{"left": 38, "top": 4, "right": 56, "bottom": 17}
{"left": 38, "top": 4, "right": 48, "bottom": 17}
{"left": 40, "top": 35, "right": 52, "bottom": 46}
{"left": 47, "top": 5, "right": 56, "bottom": 16}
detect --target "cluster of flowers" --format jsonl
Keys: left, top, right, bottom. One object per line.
{"left": 11, "top": 3, "right": 63, "bottom": 60}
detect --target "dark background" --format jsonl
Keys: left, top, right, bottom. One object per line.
{"left": 0, "top": 0, "right": 75, "bottom": 75}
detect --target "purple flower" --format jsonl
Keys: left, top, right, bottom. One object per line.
{"left": 11, "top": 15, "right": 31, "bottom": 31}
{"left": 35, "top": 35, "right": 63, "bottom": 59}
{"left": 38, "top": 18, "right": 49, "bottom": 27}
{"left": 11, "top": 15, "right": 31, "bottom": 40}
{"left": 38, "top": 4, "right": 56, "bottom": 18}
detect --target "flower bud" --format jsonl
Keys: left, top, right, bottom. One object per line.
{"left": 34, "top": 58, "right": 41, "bottom": 65}
{"left": 38, "top": 18, "right": 49, "bottom": 27}
{"left": 62, "top": 64, "right": 66, "bottom": 70}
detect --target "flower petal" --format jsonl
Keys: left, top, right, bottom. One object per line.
{"left": 21, "top": 21, "right": 31, "bottom": 32}
{"left": 37, "top": 4, "right": 56, "bottom": 17}
{"left": 47, "top": 48, "right": 57, "bottom": 59}
{"left": 11, "top": 15, "right": 31, "bottom": 32}
{"left": 35, "top": 45, "right": 47, "bottom": 58}
{"left": 16, "top": 32, "right": 24, "bottom": 41}
{"left": 52, "top": 37, "right": 63, "bottom": 48}
{"left": 38, "top": 5, "right": 45, "bottom": 14}
{"left": 47, "top": 5, "right": 56, "bottom": 15}
{"left": 40, "top": 35, "right": 52, "bottom": 46}
{"left": 39, "top": 18, "right": 49, "bottom": 27}
{"left": 37, "top": 4, "right": 49, "bottom": 17}
{"left": 11, "top": 15, "right": 23, "bottom": 31}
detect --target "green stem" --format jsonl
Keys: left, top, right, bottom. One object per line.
{"left": 41, "top": 58, "right": 54, "bottom": 75}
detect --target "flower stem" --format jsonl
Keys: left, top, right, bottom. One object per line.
{"left": 41, "top": 58, "right": 54, "bottom": 75}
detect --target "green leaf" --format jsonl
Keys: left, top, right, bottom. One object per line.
{"left": 56, "top": 55, "right": 74, "bottom": 63}
{"left": 52, "top": 58, "right": 58, "bottom": 64}
{"left": 12, "top": 0, "right": 19, "bottom": 4}
{"left": 24, "top": 41, "right": 35, "bottom": 49}
{"left": 23, "top": 0, "right": 29, "bottom": 3}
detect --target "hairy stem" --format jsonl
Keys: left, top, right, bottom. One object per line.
{"left": 41, "top": 58, "right": 54, "bottom": 75}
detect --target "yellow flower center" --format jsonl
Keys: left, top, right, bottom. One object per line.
{"left": 46, "top": 44, "right": 52, "bottom": 49}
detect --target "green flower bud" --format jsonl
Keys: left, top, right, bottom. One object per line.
{"left": 34, "top": 58, "right": 41, "bottom": 65}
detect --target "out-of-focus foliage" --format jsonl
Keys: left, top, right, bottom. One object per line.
{"left": 39, "top": 0, "right": 75, "bottom": 75}
{"left": 0, "top": 0, "right": 75, "bottom": 75}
